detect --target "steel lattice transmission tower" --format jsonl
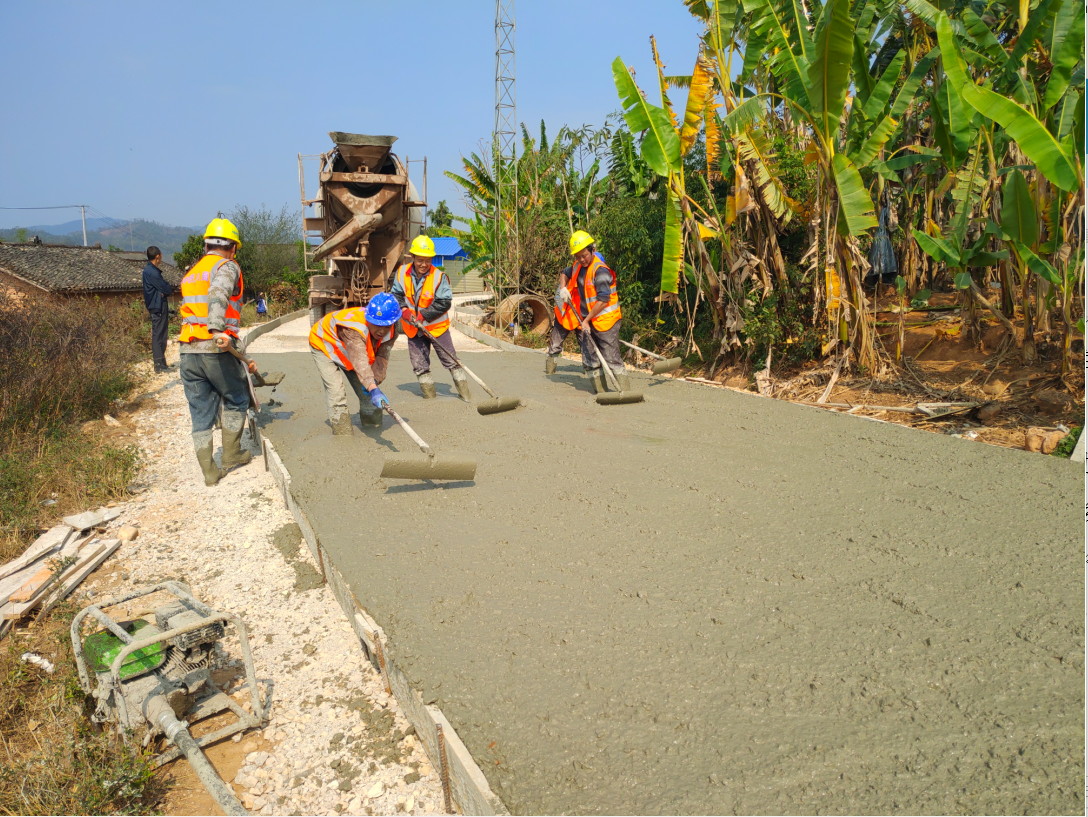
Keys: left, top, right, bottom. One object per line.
{"left": 493, "top": 0, "right": 519, "bottom": 299}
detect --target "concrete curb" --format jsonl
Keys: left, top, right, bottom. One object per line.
{"left": 240, "top": 308, "right": 309, "bottom": 352}
{"left": 452, "top": 318, "right": 539, "bottom": 354}
{"left": 261, "top": 438, "right": 508, "bottom": 816}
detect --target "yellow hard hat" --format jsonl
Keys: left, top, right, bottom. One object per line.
{"left": 204, "top": 217, "right": 241, "bottom": 247}
{"left": 569, "top": 230, "right": 595, "bottom": 255}
{"left": 408, "top": 235, "right": 436, "bottom": 258}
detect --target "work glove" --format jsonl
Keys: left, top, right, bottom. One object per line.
{"left": 400, "top": 307, "right": 416, "bottom": 325}
{"left": 555, "top": 287, "right": 572, "bottom": 309}
{"left": 368, "top": 387, "right": 390, "bottom": 409}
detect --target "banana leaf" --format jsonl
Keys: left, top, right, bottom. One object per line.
{"left": 912, "top": 228, "right": 961, "bottom": 266}
{"left": 807, "top": 0, "right": 854, "bottom": 140}
{"left": 937, "top": 14, "right": 1079, "bottom": 192}
{"left": 832, "top": 152, "right": 877, "bottom": 235}
{"left": 661, "top": 189, "right": 684, "bottom": 294}
{"left": 1043, "top": 0, "right": 1085, "bottom": 110}
{"left": 999, "top": 169, "right": 1039, "bottom": 246}
{"left": 860, "top": 50, "right": 906, "bottom": 121}
{"left": 612, "top": 58, "right": 682, "bottom": 177}
{"left": 1013, "top": 241, "right": 1063, "bottom": 286}
{"left": 681, "top": 55, "right": 714, "bottom": 154}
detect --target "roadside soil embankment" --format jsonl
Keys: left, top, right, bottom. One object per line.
{"left": 251, "top": 316, "right": 1084, "bottom": 815}
{"left": 86, "top": 348, "right": 445, "bottom": 816}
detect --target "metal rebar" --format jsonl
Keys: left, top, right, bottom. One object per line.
{"left": 436, "top": 722, "right": 453, "bottom": 814}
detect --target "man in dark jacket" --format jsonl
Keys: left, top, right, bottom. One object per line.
{"left": 142, "top": 246, "right": 175, "bottom": 373}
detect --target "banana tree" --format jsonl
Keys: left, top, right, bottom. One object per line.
{"left": 612, "top": 39, "right": 730, "bottom": 355}
{"left": 932, "top": 7, "right": 1083, "bottom": 365}
{"left": 713, "top": 0, "right": 934, "bottom": 369}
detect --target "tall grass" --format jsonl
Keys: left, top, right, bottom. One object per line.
{"left": 0, "top": 292, "right": 145, "bottom": 561}
{"left": 0, "top": 293, "right": 160, "bottom": 812}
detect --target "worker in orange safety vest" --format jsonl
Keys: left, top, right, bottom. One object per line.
{"left": 390, "top": 235, "right": 471, "bottom": 401}
{"left": 308, "top": 293, "right": 400, "bottom": 435}
{"left": 544, "top": 230, "right": 629, "bottom": 394}
{"left": 177, "top": 217, "right": 258, "bottom": 486}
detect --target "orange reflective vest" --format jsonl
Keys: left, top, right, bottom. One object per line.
{"left": 309, "top": 307, "right": 394, "bottom": 370}
{"left": 554, "top": 254, "right": 621, "bottom": 331}
{"left": 396, "top": 263, "right": 450, "bottom": 338}
{"left": 179, "top": 254, "right": 244, "bottom": 342}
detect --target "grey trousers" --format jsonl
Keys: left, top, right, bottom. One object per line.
{"left": 180, "top": 351, "right": 249, "bottom": 432}
{"left": 407, "top": 329, "right": 459, "bottom": 375}
{"left": 548, "top": 321, "right": 623, "bottom": 370}
{"left": 311, "top": 347, "right": 370, "bottom": 423}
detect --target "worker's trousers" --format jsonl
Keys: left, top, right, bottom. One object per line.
{"left": 548, "top": 320, "right": 623, "bottom": 370}
{"left": 407, "top": 330, "right": 459, "bottom": 375}
{"left": 179, "top": 350, "right": 249, "bottom": 432}
{"left": 311, "top": 347, "right": 372, "bottom": 424}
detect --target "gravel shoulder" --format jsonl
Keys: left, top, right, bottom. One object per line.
{"left": 86, "top": 337, "right": 446, "bottom": 817}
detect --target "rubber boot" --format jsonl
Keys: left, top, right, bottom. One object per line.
{"left": 417, "top": 373, "right": 437, "bottom": 399}
{"left": 359, "top": 407, "right": 382, "bottom": 427}
{"left": 545, "top": 354, "right": 559, "bottom": 375}
{"left": 193, "top": 430, "right": 223, "bottom": 487}
{"left": 220, "top": 411, "right": 253, "bottom": 469}
{"left": 586, "top": 367, "right": 607, "bottom": 394}
{"left": 331, "top": 413, "right": 353, "bottom": 435}
{"left": 611, "top": 367, "right": 631, "bottom": 392}
{"left": 451, "top": 368, "right": 472, "bottom": 401}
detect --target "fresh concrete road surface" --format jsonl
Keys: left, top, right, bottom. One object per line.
{"left": 250, "top": 317, "right": 1083, "bottom": 815}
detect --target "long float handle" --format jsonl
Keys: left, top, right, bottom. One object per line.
{"left": 620, "top": 338, "right": 668, "bottom": 361}
{"left": 384, "top": 406, "right": 434, "bottom": 457}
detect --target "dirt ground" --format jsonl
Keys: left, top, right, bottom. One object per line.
{"left": 701, "top": 293, "right": 1084, "bottom": 456}
{"left": 251, "top": 315, "right": 1084, "bottom": 816}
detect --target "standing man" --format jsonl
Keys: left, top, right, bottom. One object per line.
{"left": 390, "top": 235, "right": 471, "bottom": 401}
{"left": 545, "top": 230, "right": 629, "bottom": 393}
{"left": 308, "top": 292, "right": 400, "bottom": 435}
{"left": 177, "top": 217, "right": 257, "bottom": 486}
{"left": 142, "top": 246, "right": 174, "bottom": 373}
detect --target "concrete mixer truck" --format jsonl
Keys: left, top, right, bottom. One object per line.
{"left": 299, "top": 132, "right": 425, "bottom": 323}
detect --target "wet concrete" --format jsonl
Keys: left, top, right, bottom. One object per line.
{"left": 253, "top": 320, "right": 1083, "bottom": 815}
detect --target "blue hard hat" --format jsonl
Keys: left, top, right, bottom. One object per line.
{"left": 364, "top": 292, "right": 400, "bottom": 326}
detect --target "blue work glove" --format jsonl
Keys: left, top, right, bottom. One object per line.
{"left": 368, "top": 387, "right": 390, "bottom": 409}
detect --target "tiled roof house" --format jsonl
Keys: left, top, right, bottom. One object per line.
{"left": 0, "top": 242, "right": 182, "bottom": 301}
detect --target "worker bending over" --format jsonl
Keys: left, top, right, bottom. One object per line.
{"left": 178, "top": 217, "right": 258, "bottom": 486}
{"left": 309, "top": 292, "right": 399, "bottom": 435}
{"left": 390, "top": 235, "right": 471, "bottom": 401}
{"left": 545, "top": 230, "right": 629, "bottom": 393}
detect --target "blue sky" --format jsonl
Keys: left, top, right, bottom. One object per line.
{"left": 0, "top": 1, "right": 704, "bottom": 232}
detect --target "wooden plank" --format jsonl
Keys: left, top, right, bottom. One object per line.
{"left": 3, "top": 532, "right": 94, "bottom": 604}
{"left": 62, "top": 506, "right": 121, "bottom": 532}
{"left": 1, "top": 540, "right": 110, "bottom": 619}
{"left": 0, "top": 525, "right": 74, "bottom": 581}
{"left": 8, "top": 563, "right": 58, "bottom": 603}
{"left": 36, "top": 539, "right": 121, "bottom": 619}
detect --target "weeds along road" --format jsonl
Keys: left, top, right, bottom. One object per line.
{"left": 250, "top": 316, "right": 1083, "bottom": 816}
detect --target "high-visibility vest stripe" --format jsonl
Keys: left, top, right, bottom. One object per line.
{"left": 397, "top": 264, "right": 450, "bottom": 338}
{"left": 178, "top": 254, "right": 244, "bottom": 342}
{"left": 554, "top": 255, "right": 621, "bottom": 331}
{"left": 309, "top": 307, "right": 394, "bottom": 371}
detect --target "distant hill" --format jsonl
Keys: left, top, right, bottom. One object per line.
{"left": 0, "top": 218, "right": 201, "bottom": 262}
